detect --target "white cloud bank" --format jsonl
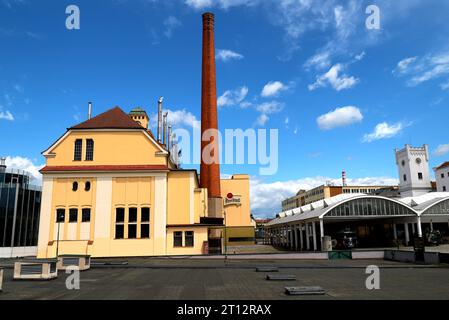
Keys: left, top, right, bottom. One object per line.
{"left": 0, "top": 110, "right": 14, "bottom": 121}
{"left": 4, "top": 156, "right": 43, "bottom": 184}
{"left": 317, "top": 106, "right": 363, "bottom": 130}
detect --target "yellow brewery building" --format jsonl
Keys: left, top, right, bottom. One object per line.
{"left": 36, "top": 106, "right": 254, "bottom": 258}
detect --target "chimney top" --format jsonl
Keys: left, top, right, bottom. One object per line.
{"left": 202, "top": 12, "right": 214, "bottom": 28}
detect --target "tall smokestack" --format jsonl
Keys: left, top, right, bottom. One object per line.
{"left": 157, "top": 97, "right": 163, "bottom": 143}
{"left": 88, "top": 102, "right": 92, "bottom": 120}
{"left": 200, "top": 12, "right": 222, "bottom": 218}
{"left": 342, "top": 170, "right": 347, "bottom": 187}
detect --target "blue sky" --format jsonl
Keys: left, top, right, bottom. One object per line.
{"left": 1, "top": 0, "right": 449, "bottom": 216}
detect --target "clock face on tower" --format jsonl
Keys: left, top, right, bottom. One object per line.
{"left": 416, "top": 158, "right": 422, "bottom": 164}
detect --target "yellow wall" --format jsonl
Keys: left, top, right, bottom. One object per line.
{"left": 166, "top": 227, "right": 208, "bottom": 255}
{"left": 46, "top": 130, "right": 166, "bottom": 167}
{"left": 224, "top": 226, "right": 256, "bottom": 246}
{"left": 221, "top": 175, "right": 252, "bottom": 227}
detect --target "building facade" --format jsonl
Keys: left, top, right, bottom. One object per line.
{"left": 395, "top": 144, "right": 433, "bottom": 197}
{"left": 0, "top": 159, "right": 41, "bottom": 258}
{"left": 434, "top": 162, "right": 449, "bottom": 192}
{"left": 36, "top": 106, "right": 254, "bottom": 258}
{"left": 282, "top": 184, "right": 395, "bottom": 211}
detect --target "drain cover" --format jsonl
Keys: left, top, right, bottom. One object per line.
{"left": 285, "top": 286, "right": 326, "bottom": 295}
{"left": 265, "top": 274, "right": 296, "bottom": 281}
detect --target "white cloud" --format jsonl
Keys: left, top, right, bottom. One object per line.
{"left": 217, "top": 86, "right": 248, "bottom": 107}
{"left": 261, "top": 81, "right": 289, "bottom": 97}
{"left": 163, "top": 16, "right": 182, "bottom": 38}
{"left": 255, "top": 114, "right": 269, "bottom": 126}
{"left": 363, "top": 122, "right": 407, "bottom": 143}
{"left": 5, "top": 156, "right": 43, "bottom": 184}
{"left": 433, "top": 144, "right": 449, "bottom": 157}
{"left": 185, "top": 0, "right": 257, "bottom": 9}
{"left": 151, "top": 108, "right": 199, "bottom": 129}
{"left": 308, "top": 64, "right": 359, "bottom": 91}
{"left": 317, "top": 106, "right": 363, "bottom": 130}
{"left": 394, "top": 57, "right": 417, "bottom": 74}
{"left": 250, "top": 175, "right": 399, "bottom": 217}
{"left": 394, "top": 52, "right": 449, "bottom": 88}
{"left": 304, "top": 51, "right": 331, "bottom": 70}
{"left": 355, "top": 51, "right": 366, "bottom": 61}
{"left": 255, "top": 101, "right": 284, "bottom": 114}
{"left": 440, "top": 80, "right": 449, "bottom": 90}
{"left": 0, "top": 110, "right": 14, "bottom": 121}
{"left": 215, "top": 49, "right": 244, "bottom": 62}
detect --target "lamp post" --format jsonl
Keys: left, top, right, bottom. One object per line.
{"left": 223, "top": 201, "right": 227, "bottom": 261}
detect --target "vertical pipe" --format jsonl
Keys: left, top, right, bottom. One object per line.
{"left": 417, "top": 216, "right": 422, "bottom": 238}
{"left": 312, "top": 221, "right": 317, "bottom": 251}
{"left": 88, "top": 102, "right": 92, "bottom": 120}
{"left": 162, "top": 112, "right": 168, "bottom": 146}
{"left": 157, "top": 97, "right": 163, "bottom": 143}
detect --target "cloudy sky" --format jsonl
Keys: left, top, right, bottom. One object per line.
{"left": 1, "top": 0, "right": 449, "bottom": 217}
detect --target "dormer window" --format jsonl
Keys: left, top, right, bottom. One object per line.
{"left": 86, "top": 139, "right": 94, "bottom": 161}
{"left": 74, "top": 139, "right": 82, "bottom": 161}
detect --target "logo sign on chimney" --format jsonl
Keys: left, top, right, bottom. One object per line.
{"left": 224, "top": 193, "right": 242, "bottom": 207}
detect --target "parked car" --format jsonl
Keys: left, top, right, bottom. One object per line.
{"left": 334, "top": 230, "right": 358, "bottom": 249}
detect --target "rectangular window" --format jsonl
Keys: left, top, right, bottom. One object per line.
{"left": 174, "top": 231, "right": 183, "bottom": 247}
{"left": 85, "top": 139, "right": 94, "bottom": 161}
{"left": 418, "top": 172, "right": 423, "bottom": 180}
{"left": 82, "top": 208, "right": 91, "bottom": 222}
{"left": 140, "top": 207, "right": 150, "bottom": 238}
{"left": 442, "top": 173, "right": 445, "bottom": 179}
{"left": 115, "top": 225, "right": 124, "bottom": 239}
{"left": 129, "top": 207, "right": 138, "bottom": 223}
{"left": 74, "top": 139, "right": 82, "bottom": 161}
{"left": 69, "top": 208, "right": 78, "bottom": 223}
{"left": 116, "top": 208, "right": 125, "bottom": 223}
{"left": 115, "top": 208, "right": 125, "bottom": 239}
{"left": 403, "top": 174, "right": 407, "bottom": 182}
{"left": 141, "top": 224, "right": 150, "bottom": 238}
{"left": 56, "top": 209, "right": 65, "bottom": 223}
{"left": 443, "top": 186, "right": 447, "bottom": 192}
{"left": 185, "top": 231, "right": 194, "bottom": 247}
{"left": 128, "top": 224, "right": 137, "bottom": 239}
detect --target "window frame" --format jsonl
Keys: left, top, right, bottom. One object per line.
{"left": 56, "top": 208, "right": 65, "bottom": 223}
{"left": 85, "top": 139, "right": 94, "bottom": 161}
{"left": 74, "top": 139, "right": 82, "bottom": 161}
{"left": 81, "top": 208, "right": 91, "bottom": 222}
{"left": 184, "top": 231, "right": 194, "bottom": 247}
{"left": 69, "top": 208, "right": 78, "bottom": 223}
{"left": 173, "top": 231, "right": 183, "bottom": 247}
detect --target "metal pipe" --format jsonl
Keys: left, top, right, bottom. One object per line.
{"left": 168, "top": 125, "right": 172, "bottom": 151}
{"left": 88, "top": 102, "right": 92, "bottom": 120}
{"left": 162, "top": 112, "right": 168, "bottom": 146}
{"left": 157, "top": 97, "right": 163, "bottom": 143}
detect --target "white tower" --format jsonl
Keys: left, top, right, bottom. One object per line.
{"left": 395, "top": 144, "right": 432, "bottom": 197}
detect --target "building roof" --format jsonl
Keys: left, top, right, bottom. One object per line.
{"left": 40, "top": 165, "right": 168, "bottom": 173}
{"left": 435, "top": 161, "right": 449, "bottom": 170}
{"left": 267, "top": 192, "right": 449, "bottom": 227}
{"left": 70, "top": 107, "right": 144, "bottom": 130}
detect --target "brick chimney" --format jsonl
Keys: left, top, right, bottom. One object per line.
{"left": 200, "top": 12, "right": 222, "bottom": 218}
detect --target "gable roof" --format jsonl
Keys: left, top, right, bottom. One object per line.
{"left": 435, "top": 161, "right": 449, "bottom": 171}
{"left": 70, "top": 106, "right": 143, "bottom": 130}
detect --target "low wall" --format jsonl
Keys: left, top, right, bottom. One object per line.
{"left": 0, "top": 246, "right": 37, "bottom": 258}
{"left": 352, "top": 251, "right": 385, "bottom": 259}
{"left": 384, "top": 250, "right": 440, "bottom": 264}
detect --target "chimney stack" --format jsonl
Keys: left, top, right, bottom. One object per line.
{"left": 88, "top": 102, "right": 92, "bottom": 120}
{"left": 342, "top": 170, "right": 347, "bottom": 187}
{"left": 157, "top": 97, "right": 163, "bottom": 143}
{"left": 200, "top": 12, "right": 222, "bottom": 218}
{"left": 168, "top": 124, "right": 172, "bottom": 151}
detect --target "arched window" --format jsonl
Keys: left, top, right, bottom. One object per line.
{"left": 72, "top": 181, "right": 78, "bottom": 192}
{"left": 85, "top": 181, "right": 91, "bottom": 191}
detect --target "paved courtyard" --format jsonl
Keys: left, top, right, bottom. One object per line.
{"left": 1, "top": 258, "right": 449, "bottom": 300}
